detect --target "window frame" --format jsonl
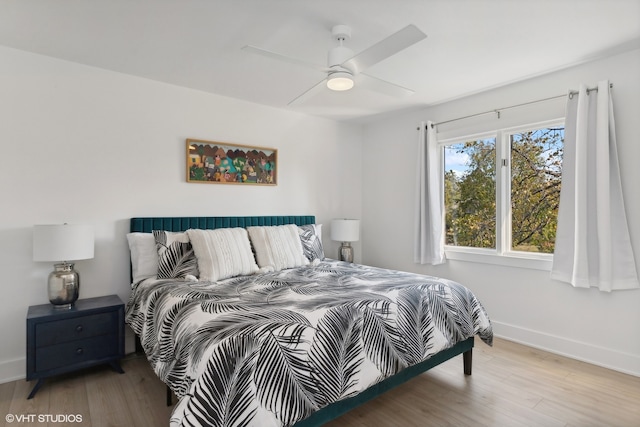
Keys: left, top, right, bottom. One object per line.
{"left": 439, "top": 118, "right": 564, "bottom": 271}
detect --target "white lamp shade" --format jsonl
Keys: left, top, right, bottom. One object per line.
{"left": 331, "top": 219, "right": 360, "bottom": 242}
{"left": 33, "top": 224, "right": 95, "bottom": 262}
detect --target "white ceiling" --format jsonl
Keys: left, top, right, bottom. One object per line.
{"left": 1, "top": 0, "right": 639, "bottom": 122}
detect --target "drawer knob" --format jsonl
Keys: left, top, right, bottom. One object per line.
{"left": 76, "top": 325, "right": 83, "bottom": 333}
{"left": 76, "top": 348, "right": 84, "bottom": 355}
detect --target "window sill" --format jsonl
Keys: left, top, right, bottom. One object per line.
{"left": 444, "top": 247, "right": 553, "bottom": 271}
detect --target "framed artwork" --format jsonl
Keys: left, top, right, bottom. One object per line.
{"left": 186, "top": 139, "right": 277, "bottom": 185}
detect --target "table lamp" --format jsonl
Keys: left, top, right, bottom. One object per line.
{"left": 33, "top": 224, "right": 94, "bottom": 309}
{"left": 330, "top": 219, "right": 360, "bottom": 263}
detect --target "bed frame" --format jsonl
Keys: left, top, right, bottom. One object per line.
{"left": 129, "top": 215, "right": 474, "bottom": 426}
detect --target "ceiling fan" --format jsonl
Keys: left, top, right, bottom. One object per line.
{"left": 242, "top": 24, "right": 427, "bottom": 105}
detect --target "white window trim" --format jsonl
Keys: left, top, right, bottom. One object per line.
{"left": 444, "top": 247, "right": 553, "bottom": 271}
{"left": 439, "top": 119, "right": 564, "bottom": 271}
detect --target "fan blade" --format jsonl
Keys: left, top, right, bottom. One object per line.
{"left": 342, "top": 24, "right": 426, "bottom": 74}
{"left": 358, "top": 73, "right": 415, "bottom": 98}
{"left": 242, "top": 45, "right": 327, "bottom": 72}
{"left": 287, "top": 78, "right": 327, "bottom": 106}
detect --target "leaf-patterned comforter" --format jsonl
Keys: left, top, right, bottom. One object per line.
{"left": 125, "top": 259, "right": 493, "bottom": 427}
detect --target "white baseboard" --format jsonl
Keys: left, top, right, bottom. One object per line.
{"left": 492, "top": 320, "right": 640, "bottom": 377}
{"left": 0, "top": 357, "right": 25, "bottom": 384}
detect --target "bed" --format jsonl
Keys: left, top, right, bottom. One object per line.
{"left": 125, "top": 216, "right": 492, "bottom": 427}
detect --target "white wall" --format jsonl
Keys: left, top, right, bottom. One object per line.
{"left": 362, "top": 48, "right": 640, "bottom": 376}
{"left": 0, "top": 46, "right": 363, "bottom": 382}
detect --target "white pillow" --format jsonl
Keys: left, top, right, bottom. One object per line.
{"left": 186, "top": 228, "right": 259, "bottom": 281}
{"left": 126, "top": 232, "right": 158, "bottom": 283}
{"left": 247, "top": 225, "right": 309, "bottom": 271}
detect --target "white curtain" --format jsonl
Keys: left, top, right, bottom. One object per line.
{"left": 551, "top": 80, "right": 639, "bottom": 291}
{"left": 414, "top": 121, "right": 445, "bottom": 265}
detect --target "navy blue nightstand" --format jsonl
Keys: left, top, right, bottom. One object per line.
{"left": 26, "top": 294, "right": 125, "bottom": 399}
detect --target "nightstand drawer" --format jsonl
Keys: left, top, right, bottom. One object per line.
{"left": 35, "top": 333, "right": 119, "bottom": 372}
{"left": 35, "top": 312, "right": 117, "bottom": 347}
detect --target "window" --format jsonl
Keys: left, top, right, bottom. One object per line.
{"left": 444, "top": 138, "right": 497, "bottom": 249}
{"left": 442, "top": 120, "right": 564, "bottom": 265}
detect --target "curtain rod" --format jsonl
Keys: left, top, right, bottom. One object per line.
{"left": 428, "top": 83, "right": 613, "bottom": 129}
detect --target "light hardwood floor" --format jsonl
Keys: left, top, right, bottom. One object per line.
{"left": 1, "top": 337, "right": 638, "bottom": 426}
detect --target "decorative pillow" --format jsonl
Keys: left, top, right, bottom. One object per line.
{"left": 247, "top": 225, "right": 309, "bottom": 271}
{"left": 126, "top": 232, "right": 158, "bottom": 284}
{"left": 298, "top": 224, "right": 325, "bottom": 261}
{"left": 186, "top": 228, "right": 259, "bottom": 282}
{"left": 152, "top": 230, "right": 199, "bottom": 279}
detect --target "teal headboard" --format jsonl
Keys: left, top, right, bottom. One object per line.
{"left": 130, "top": 215, "right": 316, "bottom": 233}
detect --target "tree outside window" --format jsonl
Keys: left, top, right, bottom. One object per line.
{"left": 443, "top": 124, "right": 563, "bottom": 255}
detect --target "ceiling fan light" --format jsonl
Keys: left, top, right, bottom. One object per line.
{"left": 327, "top": 72, "right": 354, "bottom": 91}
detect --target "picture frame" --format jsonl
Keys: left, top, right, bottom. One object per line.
{"left": 186, "top": 138, "right": 277, "bottom": 185}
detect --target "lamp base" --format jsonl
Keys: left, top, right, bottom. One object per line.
{"left": 338, "top": 242, "right": 354, "bottom": 263}
{"left": 48, "top": 263, "right": 79, "bottom": 309}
